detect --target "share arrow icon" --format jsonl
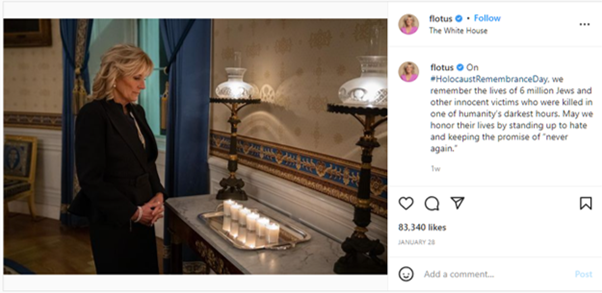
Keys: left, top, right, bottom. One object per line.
{"left": 451, "top": 197, "right": 465, "bottom": 210}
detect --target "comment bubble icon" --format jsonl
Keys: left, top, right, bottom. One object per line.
{"left": 425, "top": 196, "right": 440, "bottom": 211}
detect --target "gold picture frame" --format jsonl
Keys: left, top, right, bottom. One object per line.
{"left": 4, "top": 19, "right": 52, "bottom": 47}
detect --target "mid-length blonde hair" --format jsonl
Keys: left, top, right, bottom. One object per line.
{"left": 398, "top": 62, "right": 419, "bottom": 77}
{"left": 404, "top": 15, "right": 415, "bottom": 28}
{"left": 404, "top": 62, "right": 415, "bottom": 74}
{"left": 90, "top": 44, "right": 153, "bottom": 101}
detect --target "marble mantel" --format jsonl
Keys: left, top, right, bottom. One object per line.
{"left": 166, "top": 195, "right": 343, "bottom": 274}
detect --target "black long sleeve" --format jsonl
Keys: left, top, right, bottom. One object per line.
{"left": 75, "top": 102, "right": 138, "bottom": 225}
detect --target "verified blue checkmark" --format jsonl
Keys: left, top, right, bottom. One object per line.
{"left": 455, "top": 15, "right": 463, "bottom": 22}
{"left": 457, "top": 64, "right": 464, "bottom": 71}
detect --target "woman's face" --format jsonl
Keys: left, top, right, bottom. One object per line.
{"left": 405, "top": 17, "right": 413, "bottom": 27}
{"left": 114, "top": 69, "right": 147, "bottom": 104}
{"left": 406, "top": 65, "right": 414, "bottom": 74}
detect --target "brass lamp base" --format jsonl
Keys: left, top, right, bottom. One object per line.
{"left": 327, "top": 103, "right": 388, "bottom": 275}
{"left": 216, "top": 177, "right": 248, "bottom": 201}
{"left": 209, "top": 98, "right": 260, "bottom": 202}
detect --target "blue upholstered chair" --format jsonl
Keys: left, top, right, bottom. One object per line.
{"left": 4, "top": 135, "right": 38, "bottom": 221}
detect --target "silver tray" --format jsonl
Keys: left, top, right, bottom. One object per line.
{"left": 198, "top": 206, "right": 312, "bottom": 250}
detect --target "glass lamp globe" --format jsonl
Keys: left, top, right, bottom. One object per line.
{"left": 215, "top": 67, "right": 255, "bottom": 99}
{"left": 338, "top": 56, "right": 387, "bottom": 107}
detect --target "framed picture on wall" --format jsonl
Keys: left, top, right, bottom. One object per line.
{"left": 4, "top": 19, "right": 52, "bottom": 47}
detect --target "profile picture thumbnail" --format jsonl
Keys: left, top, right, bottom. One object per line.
{"left": 399, "top": 14, "right": 419, "bottom": 35}
{"left": 399, "top": 62, "right": 419, "bottom": 82}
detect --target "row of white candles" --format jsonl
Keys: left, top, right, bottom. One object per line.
{"left": 223, "top": 200, "right": 280, "bottom": 247}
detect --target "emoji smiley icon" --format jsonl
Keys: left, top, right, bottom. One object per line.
{"left": 399, "top": 266, "right": 414, "bottom": 282}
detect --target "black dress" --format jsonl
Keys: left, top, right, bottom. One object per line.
{"left": 70, "top": 99, "right": 166, "bottom": 274}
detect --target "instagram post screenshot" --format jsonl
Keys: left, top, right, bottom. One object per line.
{"left": 1, "top": 1, "right": 600, "bottom": 293}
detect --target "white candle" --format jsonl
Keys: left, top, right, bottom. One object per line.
{"left": 255, "top": 236, "right": 266, "bottom": 247}
{"left": 246, "top": 213, "right": 260, "bottom": 231}
{"left": 223, "top": 200, "right": 235, "bottom": 216}
{"left": 266, "top": 223, "right": 280, "bottom": 244}
{"left": 222, "top": 216, "right": 231, "bottom": 232}
{"left": 238, "top": 208, "right": 251, "bottom": 225}
{"left": 231, "top": 203, "right": 242, "bottom": 221}
{"left": 230, "top": 221, "right": 239, "bottom": 237}
{"left": 238, "top": 227, "right": 247, "bottom": 243}
{"left": 256, "top": 217, "right": 270, "bottom": 237}
{"left": 246, "top": 232, "right": 256, "bottom": 248}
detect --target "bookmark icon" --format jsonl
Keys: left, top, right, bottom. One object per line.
{"left": 451, "top": 197, "right": 465, "bottom": 210}
{"left": 580, "top": 197, "right": 592, "bottom": 210}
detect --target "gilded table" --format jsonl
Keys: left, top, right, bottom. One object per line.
{"left": 166, "top": 194, "right": 342, "bottom": 274}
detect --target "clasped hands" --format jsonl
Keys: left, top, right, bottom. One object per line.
{"left": 131, "top": 192, "right": 165, "bottom": 226}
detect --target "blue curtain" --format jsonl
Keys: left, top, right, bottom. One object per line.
{"left": 161, "top": 19, "right": 212, "bottom": 273}
{"left": 60, "top": 19, "right": 93, "bottom": 227}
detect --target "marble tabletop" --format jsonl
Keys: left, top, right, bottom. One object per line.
{"left": 166, "top": 195, "right": 343, "bottom": 274}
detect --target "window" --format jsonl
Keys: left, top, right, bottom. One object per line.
{"left": 89, "top": 19, "right": 166, "bottom": 140}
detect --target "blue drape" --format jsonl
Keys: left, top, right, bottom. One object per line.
{"left": 60, "top": 19, "right": 93, "bottom": 227}
{"left": 161, "top": 19, "right": 212, "bottom": 273}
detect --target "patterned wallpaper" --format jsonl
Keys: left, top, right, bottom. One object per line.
{"left": 3, "top": 19, "right": 63, "bottom": 114}
{"left": 211, "top": 19, "right": 388, "bottom": 169}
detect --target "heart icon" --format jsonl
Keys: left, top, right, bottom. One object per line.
{"left": 399, "top": 197, "right": 414, "bottom": 210}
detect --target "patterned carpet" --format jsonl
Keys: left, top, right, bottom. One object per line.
{"left": 4, "top": 258, "right": 34, "bottom": 274}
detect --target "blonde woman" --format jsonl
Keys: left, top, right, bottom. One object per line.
{"left": 401, "top": 15, "right": 418, "bottom": 35}
{"left": 401, "top": 62, "right": 418, "bottom": 82}
{"left": 69, "top": 44, "right": 165, "bottom": 274}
